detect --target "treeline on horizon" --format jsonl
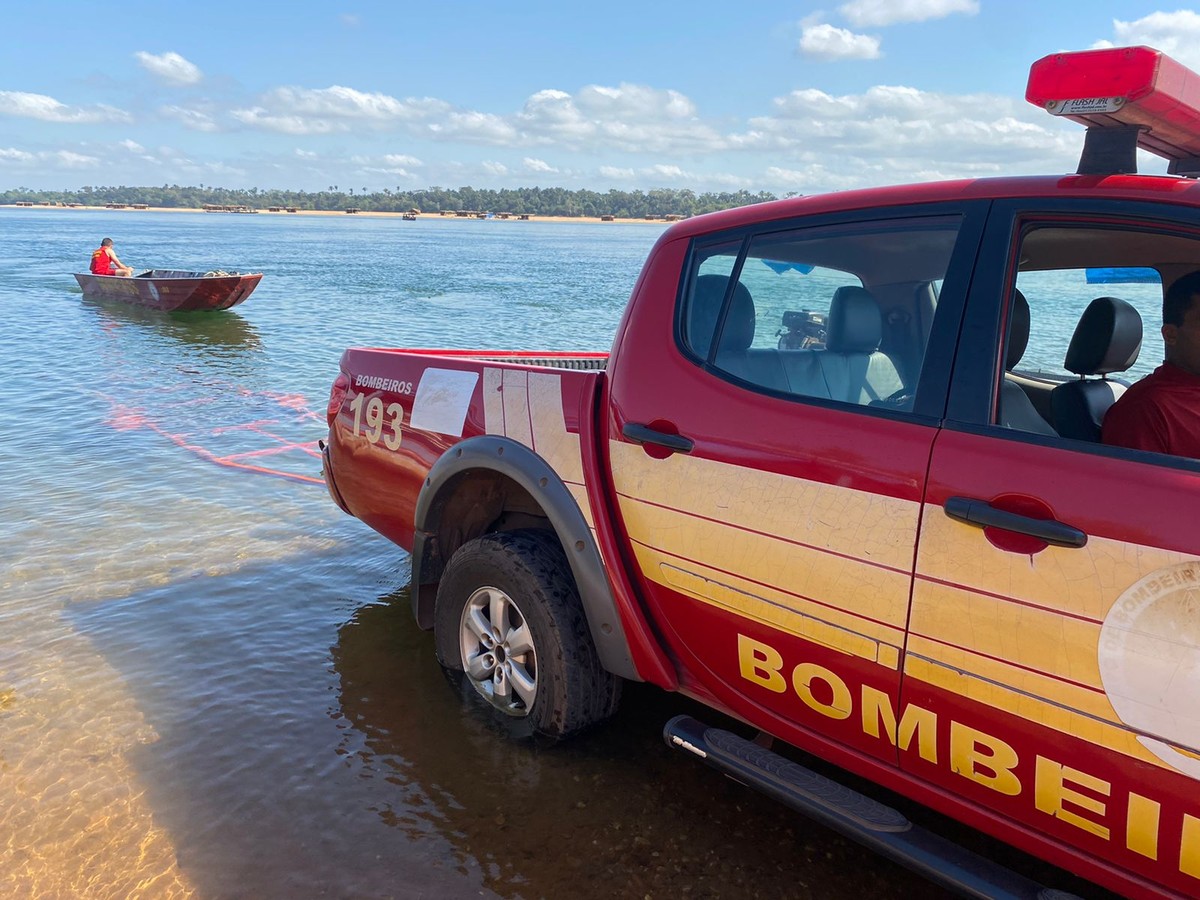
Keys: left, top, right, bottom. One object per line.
{"left": 1, "top": 184, "right": 785, "bottom": 218}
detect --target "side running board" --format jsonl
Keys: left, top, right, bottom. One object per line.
{"left": 663, "top": 716, "right": 1081, "bottom": 900}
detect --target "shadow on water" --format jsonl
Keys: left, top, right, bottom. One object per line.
{"left": 333, "top": 588, "right": 951, "bottom": 900}
{"left": 69, "top": 548, "right": 1113, "bottom": 900}
{"left": 77, "top": 295, "right": 263, "bottom": 354}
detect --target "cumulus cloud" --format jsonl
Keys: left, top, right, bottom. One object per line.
{"left": 523, "top": 157, "right": 557, "bottom": 173}
{"left": 57, "top": 150, "right": 100, "bottom": 168}
{"left": 0, "top": 147, "right": 99, "bottom": 169}
{"left": 727, "top": 82, "right": 1080, "bottom": 190}
{"left": 231, "top": 86, "right": 449, "bottom": 135}
{"left": 0, "top": 91, "right": 130, "bottom": 124}
{"left": 160, "top": 105, "right": 219, "bottom": 132}
{"left": 1093, "top": 11, "right": 1200, "bottom": 71}
{"left": 135, "top": 51, "right": 203, "bottom": 85}
{"left": 839, "top": 0, "right": 979, "bottom": 27}
{"left": 0, "top": 147, "right": 35, "bottom": 162}
{"left": 229, "top": 81, "right": 720, "bottom": 154}
{"left": 594, "top": 162, "right": 750, "bottom": 188}
{"left": 799, "top": 24, "right": 882, "bottom": 61}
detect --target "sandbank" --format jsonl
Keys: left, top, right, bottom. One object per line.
{"left": 2, "top": 203, "right": 673, "bottom": 226}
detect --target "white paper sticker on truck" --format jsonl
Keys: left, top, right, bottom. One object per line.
{"left": 409, "top": 368, "right": 480, "bottom": 436}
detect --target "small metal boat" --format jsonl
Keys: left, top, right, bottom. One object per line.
{"left": 74, "top": 269, "right": 263, "bottom": 311}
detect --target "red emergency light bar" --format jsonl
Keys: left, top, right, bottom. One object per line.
{"left": 1026, "top": 45, "right": 1200, "bottom": 175}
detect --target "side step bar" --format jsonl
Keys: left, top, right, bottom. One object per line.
{"left": 664, "top": 716, "right": 1081, "bottom": 900}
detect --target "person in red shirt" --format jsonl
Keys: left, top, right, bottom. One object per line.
{"left": 1102, "top": 269, "right": 1200, "bottom": 458}
{"left": 89, "top": 238, "right": 133, "bottom": 277}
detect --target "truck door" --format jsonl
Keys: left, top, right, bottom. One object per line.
{"left": 605, "top": 203, "right": 987, "bottom": 764}
{"left": 908, "top": 200, "right": 1200, "bottom": 895}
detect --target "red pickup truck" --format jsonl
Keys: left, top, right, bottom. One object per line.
{"left": 323, "top": 47, "right": 1200, "bottom": 899}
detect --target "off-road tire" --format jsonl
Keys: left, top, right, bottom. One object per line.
{"left": 434, "top": 529, "right": 621, "bottom": 738}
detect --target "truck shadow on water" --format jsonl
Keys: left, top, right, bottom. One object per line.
{"left": 335, "top": 587, "right": 1120, "bottom": 900}
{"left": 64, "top": 547, "right": 1111, "bottom": 900}
{"left": 332, "top": 589, "right": 939, "bottom": 899}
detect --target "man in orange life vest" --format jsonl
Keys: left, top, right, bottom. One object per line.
{"left": 89, "top": 238, "right": 133, "bottom": 277}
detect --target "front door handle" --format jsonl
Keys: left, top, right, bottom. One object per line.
{"left": 944, "top": 496, "right": 1087, "bottom": 548}
{"left": 622, "top": 423, "right": 694, "bottom": 454}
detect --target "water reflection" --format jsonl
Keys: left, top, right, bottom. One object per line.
{"left": 78, "top": 295, "right": 263, "bottom": 355}
{"left": 332, "top": 589, "right": 946, "bottom": 899}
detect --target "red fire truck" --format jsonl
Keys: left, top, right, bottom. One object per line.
{"left": 323, "top": 46, "right": 1200, "bottom": 898}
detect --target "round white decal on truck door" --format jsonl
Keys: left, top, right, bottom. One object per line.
{"left": 1099, "top": 561, "right": 1200, "bottom": 778}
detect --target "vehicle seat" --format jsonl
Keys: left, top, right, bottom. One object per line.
{"left": 816, "top": 286, "right": 905, "bottom": 405}
{"left": 1050, "top": 296, "right": 1143, "bottom": 442}
{"left": 693, "top": 275, "right": 788, "bottom": 392}
{"left": 999, "top": 290, "right": 1057, "bottom": 435}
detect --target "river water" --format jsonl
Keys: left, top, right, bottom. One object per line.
{"left": 1, "top": 208, "right": 1116, "bottom": 899}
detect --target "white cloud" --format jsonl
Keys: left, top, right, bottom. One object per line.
{"left": 160, "top": 105, "right": 219, "bottom": 132}
{"left": 294, "top": 149, "right": 317, "bottom": 159}
{"left": 0, "top": 91, "right": 129, "bottom": 124}
{"left": 727, "top": 82, "right": 1081, "bottom": 192}
{"left": 228, "top": 80, "right": 720, "bottom": 154}
{"left": 135, "top": 51, "right": 203, "bottom": 86}
{"left": 598, "top": 165, "right": 635, "bottom": 180}
{"left": 382, "top": 153, "right": 421, "bottom": 166}
{"left": 481, "top": 160, "right": 509, "bottom": 175}
{"left": 523, "top": 157, "right": 557, "bottom": 173}
{"left": 119, "top": 139, "right": 145, "bottom": 152}
{"left": 231, "top": 86, "right": 449, "bottom": 135}
{"left": 0, "top": 147, "right": 99, "bottom": 169}
{"left": 1093, "top": 11, "right": 1200, "bottom": 71}
{"left": 231, "top": 107, "right": 345, "bottom": 135}
{"left": 839, "top": 0, "right": 979, "bottom": 27}
{"left": 799, "top": 24, "right": 882, "bottom": 61}
{"left": 56, "top": 150, "right": 99, "bottom": 168}
{"left": 0, "top": 147, "right": 35, "bottom": 162}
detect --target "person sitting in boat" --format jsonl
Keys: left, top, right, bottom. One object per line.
{"left": 89, "top": 238, "right": 133, "bottom": 277}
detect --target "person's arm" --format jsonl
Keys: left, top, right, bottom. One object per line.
{"left": 106, "top": 247, "right": 126, "bottom": 267}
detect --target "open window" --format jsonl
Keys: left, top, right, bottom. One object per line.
{"left": 997, "top": 222, "right": 1200, "bottom": 444}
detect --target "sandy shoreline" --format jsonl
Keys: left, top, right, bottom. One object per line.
{"left": 1, "top": 204, "right": 672, "bottom": 226}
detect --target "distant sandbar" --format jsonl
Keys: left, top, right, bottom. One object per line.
{"left": 2, "top": 203, "right": 675, "bottom": 226}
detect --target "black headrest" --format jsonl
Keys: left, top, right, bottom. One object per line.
{"left": 690, "top": 274, "right": 756, "bottom": 356}
{"left": 1007, "top": 289, "right": 1031, "bottom": 370}
{"left": 826, "top": 286, "right": 882, "bottom": 354}
{"left": 1063, "top": 296, "right": 1143, "bottom": 376}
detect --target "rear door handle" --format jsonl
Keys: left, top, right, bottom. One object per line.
{"left": 622, "top": 423, "right": 694, "bottom": 454}
{"left": 944, "top": 496, "right": 1087, "bottom": 548}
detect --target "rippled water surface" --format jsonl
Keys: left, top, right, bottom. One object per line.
{"left": 2, "top": 208, "right": 1114, "bottom": 900}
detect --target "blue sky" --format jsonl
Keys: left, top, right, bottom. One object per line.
{"left": 1, "top": 2, "right": 1196, "bottom": 194}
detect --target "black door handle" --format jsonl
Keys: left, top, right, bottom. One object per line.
{"left": 622, "top": 423, "right": 694, "bottom": 454}
{"left": 944, "top": 497, "right": 1087, "bottom": 548}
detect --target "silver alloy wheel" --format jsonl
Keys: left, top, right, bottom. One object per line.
{"left": 458, "top": 585, "right": 538, "bottom": 716}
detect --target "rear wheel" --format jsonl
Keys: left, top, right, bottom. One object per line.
{"left": 434, "top": 529, "right": 621, "bottom": 737}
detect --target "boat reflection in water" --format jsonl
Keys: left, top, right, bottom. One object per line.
{"left": 79, "top": 294, "right": 263, "bottom": 355}
{"left": 329, "top": 589, "right": 935, "bottom": 899}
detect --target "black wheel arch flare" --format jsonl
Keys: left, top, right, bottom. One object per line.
{"left": 412, "top": 434, "right": 641, "bottom": 681}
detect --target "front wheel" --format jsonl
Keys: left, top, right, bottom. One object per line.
{"left": 434, "top": 529, "right": 621, "bottom": 737}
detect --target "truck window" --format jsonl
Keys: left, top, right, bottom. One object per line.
{"left": 997, "top": 222, "right": 1200, "bottom": 462}
{"left": 680, "top": 216, "right": 963, "bottom": 410}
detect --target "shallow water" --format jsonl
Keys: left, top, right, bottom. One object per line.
{"left": 1, "top": 208, "right": 1116, "bottom": 899}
